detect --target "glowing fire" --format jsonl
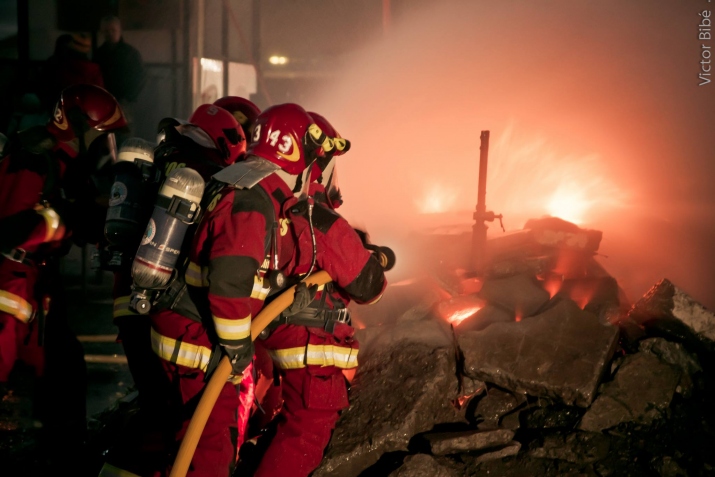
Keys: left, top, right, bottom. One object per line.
{"left": 416, "top": 183, "right": 458, "bottom": 214}
{"left": 447, "top": 306, "right": 482, "bottom": 326}
{"left": 546, "top": 184, "right": 592, "bottom": 225}
{"left": 436, "top": 295, "right": 485, "bottom": 326}
{"left": 543, "top": 274, "right": 564, "bottom": 298}
{"left": 487, "top": 126, "right": 629, "bottom": 228}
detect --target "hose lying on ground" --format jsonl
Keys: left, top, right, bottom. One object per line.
{"left": 169, "top": 270, "right": 333, "bottom": 477}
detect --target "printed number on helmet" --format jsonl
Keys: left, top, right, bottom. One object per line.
{"left": 266, "top": 129, "right": 293, "bottom": 153}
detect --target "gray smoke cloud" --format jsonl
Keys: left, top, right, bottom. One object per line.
{"left": 301, "top": 0, "right": 715, "bottom": 308}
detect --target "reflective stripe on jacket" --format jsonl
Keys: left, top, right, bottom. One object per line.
{"left": 112, "top": 296, "right": 135, "bottom": 320}
{"left": 150, "top": 326, "right": 212, "bottom": 372}
{"left": 0, "top": 289, "right": 33, "bottom": 322}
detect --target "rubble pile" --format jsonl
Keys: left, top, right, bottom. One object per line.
{"left": 314, "top": 218, "right": 715, "bottom": 476}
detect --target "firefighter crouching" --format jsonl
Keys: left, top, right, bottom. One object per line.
{"left": 251, "top": 114, "right": 388, "bottom": 477}
{"left": 0, "top": 84, "right": 127, "bottom": 464}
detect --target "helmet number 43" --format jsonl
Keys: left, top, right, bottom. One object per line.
{"left": 254, "top": 124, "right": 292, "bottom": 154}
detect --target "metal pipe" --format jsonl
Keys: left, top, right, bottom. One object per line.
{"left": 477, "top": 131, "right": 490, "bottom": 215}
{"left": 472, "top": 131, "right": 490, "bottom": 273}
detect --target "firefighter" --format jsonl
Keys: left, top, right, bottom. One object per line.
{"left": 98, "top": 103, "right": 248, "bottom": 477}
{"left": 0, "top": 84, "right": 127, "bottom": 466}
{"left": 110, "top": 104, "right": 248, "bottom": 398}
{"left": 251, "top": 114, "right": 388, "bottom": 477}
{"left": 213, "top": 95, "right": 261, "bottom": 139}
{"left": 211, "top": 97, "right": 265, "bottom": 450}
{"left": 135, "top": 102, "right": 336, "bottom": 477}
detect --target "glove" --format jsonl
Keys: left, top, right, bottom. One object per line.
{"left": 283, "top": 281, "right": 318, "bottom": 317}
{"left": 222, "top": 340, "right": 254, "bottom": 376}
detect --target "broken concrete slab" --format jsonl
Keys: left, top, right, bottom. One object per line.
{"left": 354, "top": 308, "right": 455, "bottom": 360}
{"left": 557, "top": 276, "right": 621, "bottom": 318}
{"left": 455, "top": 304, "right": 514, "bottom": 333}
{"left": 524, "top": 216, "right": 603, "bottom": 254}
{"left": 465, "top": 453, "right": 598, "bottom": 476}
{"left": 460, "top": 299, "right": 619, "bottom": 407}
{"left": 579, "top": 352, "right": 681, "bottom": 432}
{"left": 528, "top": 431, "right": 610, "bottom": 464}
{"left": 486, "top": 255, "right": 555, "bottom": 279}
{"left": 472, "top": 441, "right": 522, "bottom": 463}
{"left": 388, "top": 454, "right": 458, "bottom": 477}
{"left": 520, "top": 403, "right": 584, "bottom": 430}
{"left": 426, "top": 428, "right": 515, "bottom": 455}
{"left": 473, "top": 387, "right": 525, "bottom": 429}
{"left": 477, "top": 273, "right": 551, "bottom": 318}
{"left": 313, "top": 343, "right": 463, "bottom": 477}
{"left": 639, "top": 338, "right": 701, "bottom": 376}
{"left": 628, "top": 279, "right": 715, "bottom": 345}
{"left": 349, "top": 276, "right": 447, "bottom": 329}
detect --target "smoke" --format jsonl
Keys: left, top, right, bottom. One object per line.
{"left": 302, "top": 0, "right": 715, "bottom": 308}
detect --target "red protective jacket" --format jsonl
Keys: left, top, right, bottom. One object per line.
{"left": 0, "top": 128, "right": 75, "bottom": 381}
{"left": 0, "top": 129, "right": 74, "bottom": 321}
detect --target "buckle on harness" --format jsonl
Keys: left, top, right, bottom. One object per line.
{"left": 3, "top": 248, "right": 28, "bottom": 263}
{"left": 331, "top": 308, "right": 351, "bottom": 324}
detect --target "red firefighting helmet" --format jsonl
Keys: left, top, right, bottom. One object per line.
{"left": 213, "top": 96, "right": 261, "bottom": 133}
{"left": 48, "top": 84, "right": 127, "bottom": 142}
{"left": 307, "top": 111, "right": 350, "bottom": 183}
{"left": 188, "top": 104, "right": 247, "bottom": 165}
{"left": 247, "top": 103, "right": 330, "bottom": 175}
{"left": 307, "top": 112, "right": 349, "bottom": 209}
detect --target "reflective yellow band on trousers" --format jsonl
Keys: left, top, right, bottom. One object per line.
{"left": 98, "top": 463, "right": 141, "bottom": 477}
{"left": 269, "top": 344, "right": 359, "bottom": 370}
{"left": 213, "top": 315, "right": 252, "bottom": 341}
{"left": 185, "top": 261, "right": 208, "bottom": 287}
{"left": 113, "top": 296, "right": 135, "bottom": 319}
{"left": 0, "top": 290, "right": 33, "bottom": 323}
{"left": 150, "top": 327, "right": 212, "bottom": 372}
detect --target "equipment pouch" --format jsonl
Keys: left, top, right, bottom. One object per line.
{"left": 303, "top": 369, "right": 349, "bottom": 411}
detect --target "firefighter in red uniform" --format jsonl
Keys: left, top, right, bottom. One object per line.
{"left": 252, "top": 114, "right": 388, "bottom": 477}
{"left": 110, "top": 104, "right": 248, "bottom": 398}
{"left": 0, "top": 84, "right": 126, "bottom": 465}
{"left": 100, "top": 103, "right": 321, "bottom": 477}
{"left": 98, "top": 103, "right": 248, "bottom": 477}
{"left": 246, "top": 111, "right": 352, "bottom": 435}
{"left": 212, "top": 95, "right": 264, "bottom": 450}
{"left": 213, "top": 96, "right": 261, "bottom": 138}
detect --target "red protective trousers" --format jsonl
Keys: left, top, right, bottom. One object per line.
{"left": 0, "top": 260, "right": 45, "bottom": 381}
{"left": 253, "top": 323, "right": 357, "bottom": 477}
{"left": 152, "top": 310, "right": 239, "bottom": 477}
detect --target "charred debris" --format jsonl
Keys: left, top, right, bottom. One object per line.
{"left": 311, "top": 215, "right": 715, "bottom": 477}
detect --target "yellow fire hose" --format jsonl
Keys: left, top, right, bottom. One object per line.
{"left": 169, "top": 270, "right": 332, "bottom": 477}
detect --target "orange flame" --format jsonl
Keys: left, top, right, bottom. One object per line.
{"left": 447, "top": 305, "right": 483, "bottom": 326}
{"left": 436, "top": 295, "right": 486, "bottom": 326}
{"left": 543, "top": 274, "right": 564, "bottom": 298}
